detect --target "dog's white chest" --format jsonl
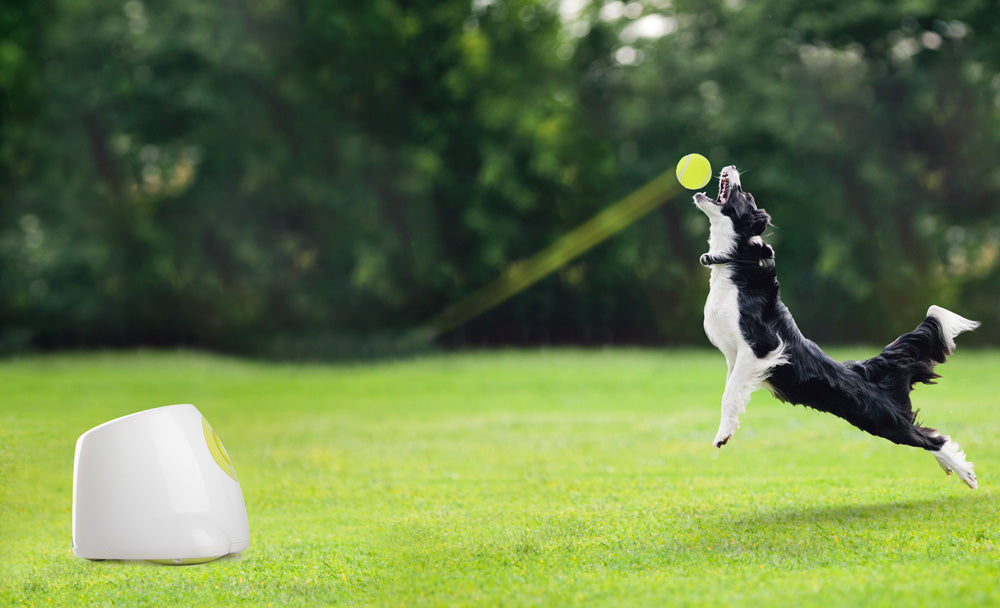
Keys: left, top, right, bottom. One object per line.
{"left": 704, "top": 267, "right": 743, "bottom": 360}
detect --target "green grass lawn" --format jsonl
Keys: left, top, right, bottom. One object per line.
{"left": 2, "top": 349, "right": 998, "bottom": 606}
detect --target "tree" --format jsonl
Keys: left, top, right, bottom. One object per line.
{"left": 3, "top": 0, "right": 1000, "bottom": 355}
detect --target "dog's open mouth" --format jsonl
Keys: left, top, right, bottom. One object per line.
{"left": 716, "top": 173, "right": 730, "bottom": 203}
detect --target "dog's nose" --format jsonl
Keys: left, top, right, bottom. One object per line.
{"left": 720, "top": 165, "right": 741, "bottom": 188}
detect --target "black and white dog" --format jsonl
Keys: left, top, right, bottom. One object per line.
{"left": 694, "top": 165, "right": 980, "bottom": 488}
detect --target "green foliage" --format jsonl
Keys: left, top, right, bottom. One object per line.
{"left": 3, "top": 0, "right": 1000, "bottom": 354}
{"left": 3, "top": 350, "right": 1000, "bottom": 605}
{"left": 617, "top": 0, "right": 1000, "bottom": 342}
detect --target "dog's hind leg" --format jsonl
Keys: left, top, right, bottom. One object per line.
{"left": 875, "top": 420, "right": 977, "bottom": 489}
{"left": 881, "top": 422, "right": 976, "bottom": 487}
{"left": 931, "top": 434, "right": 977, "bottom": 489}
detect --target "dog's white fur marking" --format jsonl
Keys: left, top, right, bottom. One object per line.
{"left": 932, "top": 434, "right": 977, "bottom": 489}
{"left": 712, "top": 340, "right": 788, "bottom": 447}
{"left": 694, "top": 168, "right": 741, "bottom": 261}
{"left": 703, "top": 265, "right": 740, "bottom": 364}
{"left": 697, "top": 168, "right": 788, "bottom": 447}
{"left": 927, "top": 305, "right": 980, "bottom": 354}
{"left": 694, "top": 198, "right": 737, "bottom": 261}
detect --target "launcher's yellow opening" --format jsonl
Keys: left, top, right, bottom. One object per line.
{"left": 202, "top": 417, "right": 238, "bottom": 482}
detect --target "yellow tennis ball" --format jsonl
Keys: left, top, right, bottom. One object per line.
{"left": 675, "top": 153, "right": 712, "bottom": 190}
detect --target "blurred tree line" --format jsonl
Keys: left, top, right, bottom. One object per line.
{"left": 2, "top": 0, "right": 999, "bottom": 357}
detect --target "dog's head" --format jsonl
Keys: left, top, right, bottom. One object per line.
{"left": 694, "top": 166, "right": 772, "bottom": 265}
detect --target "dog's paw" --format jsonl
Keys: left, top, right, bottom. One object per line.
{"left": 714, "top": 418, "right": 739, "bottom": 448}
{"left": 933, "top": 436, "right": 977, "bottom": 489}
{"left": 713, "top": 428, "right": 735, "bottom": 447}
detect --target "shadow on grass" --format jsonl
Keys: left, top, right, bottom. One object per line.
{"left": 732, "top": 490, "right": 993, "bottom": 529}
{"left": 75, "top": 551, "right": 248, "bottom": 568}
{"left": 681, "top": 491, "right": 999, "bottom": 565}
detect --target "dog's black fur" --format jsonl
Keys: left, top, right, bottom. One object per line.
{"left": 694, "top": 166, "right": 979, "bottom": 487}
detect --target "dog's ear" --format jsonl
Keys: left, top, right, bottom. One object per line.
{"left": 750, "top": 209, "right": 771, "bottom": 236}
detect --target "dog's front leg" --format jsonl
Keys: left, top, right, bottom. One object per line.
{"left": 714, "top": 353, "right": 760, "bottom": 448}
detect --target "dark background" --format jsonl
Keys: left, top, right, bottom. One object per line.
{"left": 3, "top": 0, "right": 999, "bottom": 358}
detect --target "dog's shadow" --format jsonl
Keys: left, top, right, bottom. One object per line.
{"left": 747, "top": 492, "right": 986, "bottom": 525}
{"left": 680, "top": 491, "right": 995, "bottom": 560}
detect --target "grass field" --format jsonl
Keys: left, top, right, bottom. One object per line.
{"left": 1, "top": 349, "right": 998, "bottom": 606}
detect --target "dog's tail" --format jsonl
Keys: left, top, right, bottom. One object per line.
{"left": 925, "top": 305, "right": 981, "bottom": 355}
